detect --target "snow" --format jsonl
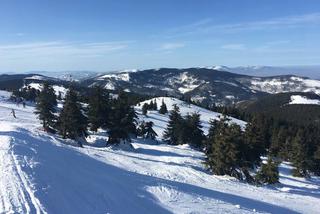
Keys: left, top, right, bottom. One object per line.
{"left": 136, "top": 97, "right": 246, "bottom": 136}
{"left": 250, "top": 77, "right": 320, "bottom": 95}
{"left": 170, "top": 72, "right": 203, "bottom": 94}
{"left": 24, "top": 83, "right": 67, "bottom": 97}
{"left": 98, "top": 73, "right": 130, "bottom": 82}
{"left": 289, "top": 95, "right": 320, "bottom": 105}
{"left": 0, "top": 91, "right": 319, "bottom": 213}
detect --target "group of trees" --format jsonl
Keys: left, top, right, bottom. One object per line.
{"left": 35, "top": 83, "right": 139, "bottom": 146}
{"left": 205, "top": 115, "right": 279, "bottom": 184}
{"left": 163, "top": 104, "right": 204, "bottom": 148}
{"left": 141, "top": 99, "right": 168, "bottom": 115}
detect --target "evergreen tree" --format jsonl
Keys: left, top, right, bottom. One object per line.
{"left": 145, "top": 121, "right": 158, "bottom": 140}
{"left": 243, "top": 115, "right": 266, "bottom": 168}
{"left": 142, "top": 103, "right": 148, "bottom": 115}
{"left": 87, "top": 86, "right": 110, "bottom": 132}
{"left": 163, "top": 104, "right": 183, "bottom": 145}
{"left": 137, "top": 121, "right": 147, "bottom": 137}
{"left": 35, "top": 82, "right": 57, "bottom": 131}
{"left": 58, "top": 88, "right": 88, "bottom": 146}
{"left": 255, "top": 157, "right": 279, "bottom": 184}
{"left": 153, "top": 99, "right": 158, "bottom": 110}
{"left": 180, "top": 113, "right": 204, "bottom": 147}
{"left": 159, "top": 99, "right": 168, "bottom": 114}
{"left": 205, "top": 117, "right": 242, "bottom": 178}
{"left": 291, "top": 128, "right": 311, "bottom": 177}
{"left": 108, "top": 91, "right": 137, "bottom": 144}
{"left": 312, "top": 146, "right": 320, "bottom": 176}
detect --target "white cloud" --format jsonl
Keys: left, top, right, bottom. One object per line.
{"left": 0, "top": 41, "right": 130, "bottom": 59}
{"left": 159, "top": 42, "right": 185, "bottom": 50}
{"left": 166, "top": 13, "right": 320, "bottom": 37}
{"left": 221, "top": 44, "right": 246, "bottom": 50}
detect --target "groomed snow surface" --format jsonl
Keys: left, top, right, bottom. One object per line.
{"left": 0, "top": 93, "right": 319, "bottom": 214}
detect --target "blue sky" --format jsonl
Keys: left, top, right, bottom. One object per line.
{"left": 0, "top": 0, "right": 320, "bottom": 72}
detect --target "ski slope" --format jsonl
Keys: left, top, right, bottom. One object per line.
{"left": 0, "top": 91, "right": 319, "bottom": 213}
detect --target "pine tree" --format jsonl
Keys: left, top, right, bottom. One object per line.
{"left": 145, "top": 121, "right": 158, "bottom": 140}
{"left": 180, "top": 113, "right": 204, "bottom": 147}
{"left": 159, "top": 99, "right": 168, "bottom": 114}
{"left": 142, "top": 103, "right": 148, "bottom": 115}
{"left": 255, "top": 157, "right": 279, "bottom": 184}
{"left": 163, "top": 104, "right": 183, "bottom": 145}
{"left": 58, "top": 88, "right": 88, "bottom": 146}
{"left": 107, "top": 92, "right": 137, "bottom": 144}
{"left": 137, "top": 121, "right": 147, "bottom": 137}
{"left": 291, "top": 128, "right": 310, "bottom": 177}
{"left": 242, "top": 115, "right": 266, "bottom": 168}
{"left": 87, "top": 86, "right": 110, "bottom": 132}
{"left": 153, "top": 99, "right": 158, "bottom": 110}
{"left": 35, "top": 82, "right": 57, "bottom": 132}
{"left": 205, "top": 117, "right": 242, "bottom": 178}
{"left": 312, "top": 146, "right": 320, "bottom": 176}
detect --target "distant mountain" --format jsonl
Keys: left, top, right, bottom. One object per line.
{"left": 81, "top": 67, "right": 320, "bottom": 105}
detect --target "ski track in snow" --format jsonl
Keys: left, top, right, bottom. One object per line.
{"left": 0, "top": 92, "right": 319, "bottom": 213}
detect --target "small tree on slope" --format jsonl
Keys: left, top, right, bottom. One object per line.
{"left": 255, "top": 157, "right": 279, "bottom": 184}
{"left": 107, "top": 92, "right": 137, "bottom": 144}
{"left": 87, "top": 86, "right": 110, "bottom": 132}
{"left": 58, "top": 88, "right": 88, "bottom": 146}
{"left": 163, "top": 104, "right": 183, "bottom": 145}
{"left": 159, "top": 99, "right": 168, "bottom": 114}
{"left": 35, "top": 82, "right": 57, "bottom": 132}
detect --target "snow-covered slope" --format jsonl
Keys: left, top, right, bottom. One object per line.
{"left": 135, "top": 97, "right": 246, "bottom": 136}
{"left": 24, "top": 83, "right": 67, "bottom": 97}
{"left": 0, "top": 91, "right": 319, "bottom": 213}
{"left": 289, "top": 95, "right": 320, "bottom": 105}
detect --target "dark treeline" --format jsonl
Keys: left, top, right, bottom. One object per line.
{"left": 33, "top": 83, "right": 147, "bottom": 147}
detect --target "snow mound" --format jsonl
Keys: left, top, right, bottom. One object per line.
{"left": 289, "top": 95, "right": 320, "bottom": 105}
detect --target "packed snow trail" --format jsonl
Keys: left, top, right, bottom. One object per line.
{"left": 0, "top": 92, "right": 319, "bottom": 213}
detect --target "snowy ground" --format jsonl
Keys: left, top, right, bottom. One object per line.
{"left": 0, "top": 92, "right": 319, "bottom": 214}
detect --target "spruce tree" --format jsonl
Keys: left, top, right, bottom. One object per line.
{"left": 153, "top": 99, "right": 158, "bottom": 110}
{"left": 163, "top": 104, "right": 182, "bottom": 145}
{"left": 137, "top": 121, "right": 147, "bottom": 137}
{"left": 58, "top": 88, "right": 88, "bottom": 146}
{"left": 159, "top": 99, "right": 168, "bottom": 114}
{"left": 145, "top": 121, "right": 158, "bottom": 140}
{"left": 205, "top": 117, "right": 242, "bottom": 178}
{"left": 180, "top": 113, "right": 204, "bottom": 147}
{"left": 255, "top": 157, "right": 279, "bottom": 184}
{"left": 87, "top": 86, "right": 110, "bottom": 132}
{"left": 107, "top": 92, "right": 137, "bottom": 144}
{"left": 291, "top": 128, "right": 310, "bottom": 177}
{"left": 243, "top": 115, "right": 266, "bottom": 168}
{"left": 35, "top": 82, "right": 57, "bottom": 132}
{"left": 142, "top": 103, "right": 148, "bottom": 115}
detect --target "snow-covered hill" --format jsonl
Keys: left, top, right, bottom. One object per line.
{"left": 135, "top": 97, "right": 246, "bottom": 136}
{"left": 81, "top": 67, "right": 320, "bottom": 105}
{"left": 0, "top": 91, "right": 319, "bottom": 213}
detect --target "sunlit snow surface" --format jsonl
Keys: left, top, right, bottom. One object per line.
{"left": 0, "top": 91, "right": 319, "bottom": 214}
{"left": 289, "top": 95, "right": 320, "bottom": 105}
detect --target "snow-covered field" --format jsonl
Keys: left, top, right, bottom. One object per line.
{"left": 289, "top": 95, "right": 320, "bottom": 105}
{"left": 0, "top": 91, "right": 319, "bottom": 213}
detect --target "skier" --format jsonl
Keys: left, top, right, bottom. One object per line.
{"left": 10, "top": 109, "right": 17, "bottom": 118}
{"left": 22, "top": 101, "right": 26, "bottom": 108}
